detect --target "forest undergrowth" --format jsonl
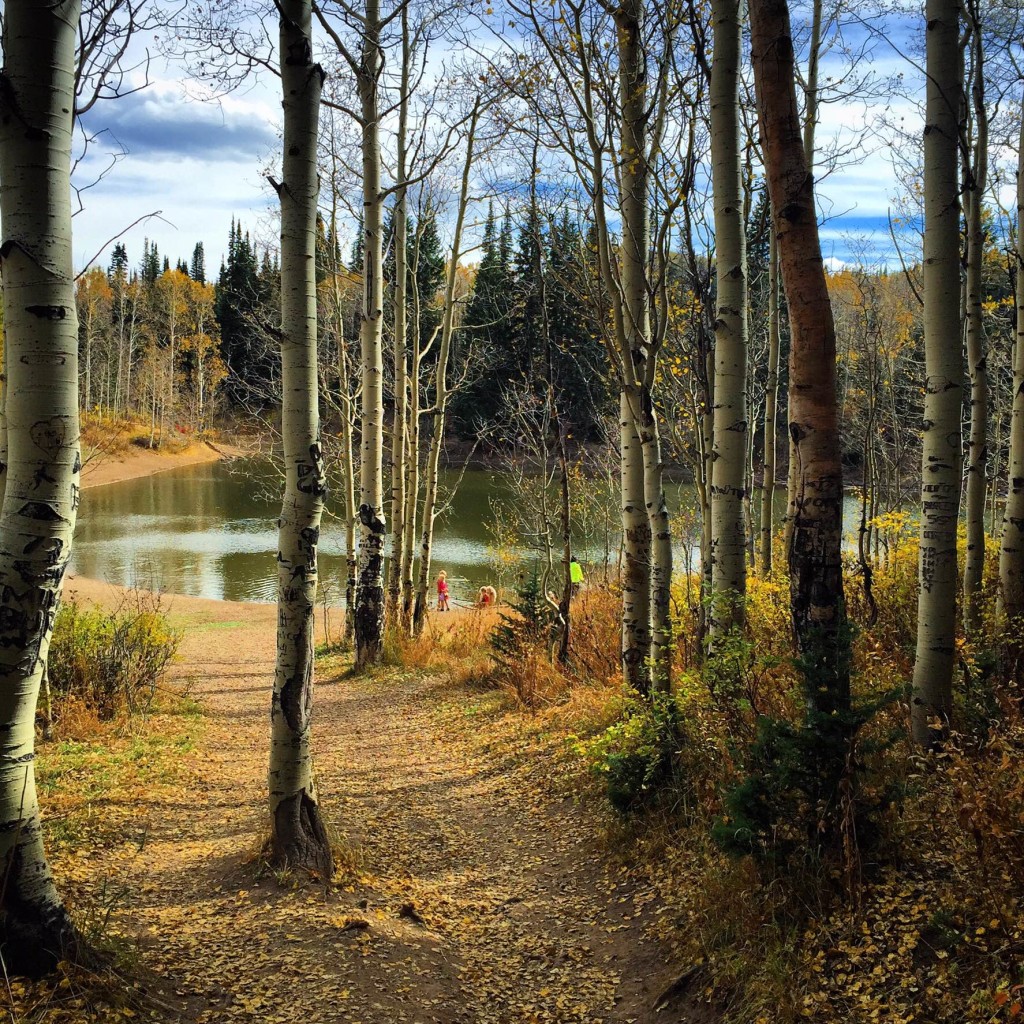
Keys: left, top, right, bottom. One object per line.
{"left": 397, "top": 530, "right": 1024, "bottom": 1024}
{"left": 7, "top": 538, "right": 1024, "bottom": 1024}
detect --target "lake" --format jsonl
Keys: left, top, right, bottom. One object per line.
{"left": 72, "top": 458, "right": 694, "bottom": 604}
{"left": 71, "top": 457, "right": 878, "bottom": 604}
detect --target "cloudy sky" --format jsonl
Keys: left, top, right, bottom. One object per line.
{"left": 74, "top": 67, "right": 284, "bottom": 275}
{"left": 66, "top": 7, "right": 960, "bottom": 278}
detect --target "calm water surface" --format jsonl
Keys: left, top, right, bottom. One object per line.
{"left": 72, "top": 459, "right": 689, "bottom": 603}
{"left": 72, "top": 458, "right": 871, "bottom": 604}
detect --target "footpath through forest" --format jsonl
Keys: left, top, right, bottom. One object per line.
{"left": 57, "top": 576, "right": 703, "bottom": 1024}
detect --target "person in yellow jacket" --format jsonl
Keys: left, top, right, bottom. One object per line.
{"left": 569, "top": 556, "right": 584, "bottom": 597}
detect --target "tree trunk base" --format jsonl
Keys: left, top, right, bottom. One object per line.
{"left": 0, "top": 887, "right": 78, "bottom": 978}
{"left": 270, "top": 790, "right": 333, "bottom": 879}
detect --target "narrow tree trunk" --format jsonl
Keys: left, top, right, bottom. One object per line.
{"left": 615, "top": 0, "right": 671, "bottom": 685}
{"left": 620, "top": 390, "right": 652, "bottom": 692}
{"left": 401, "top": 336, "right": 420, "bottom": 627}
{"left": 911, "top": 0, "right": 963, "bottom": 747}
{"left": 0, "top": 0, "right": 82, "bottom": 975}
{"left": 386, "top": 7, "right": 411, "bottom": 625}
{"left": 781, "top": 0, "right": 824, "bottom": 559}
{"left": 709, "top": 0, "right": 748, "bottom": 638}
{"left": 750, "top": 0, "right": 850, "bottom": 722}
{"left": 760, "top": 227, "right": 780, "bottom": 574}
{"left": 354, "top": 0, "right": 387, "bottom": 668}
{"left": 997, "top": 117, "right": 1024, "bottom": 639}
{"left": 268, "top": 0, "right": 332, "bottom": 875}
{"left": 962, "top": 9, "right": 988, "bottom": 633}
{"left": 413, "top": 104, "right": 480, "bottom": 633}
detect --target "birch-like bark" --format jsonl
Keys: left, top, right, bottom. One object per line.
{"left": 268, "top": 0, "right": 332, "bottom": 875}
{"left": 750, "top": 0, "right": 849, "bottom": 719}
{"left": 386, "top": 6, "right": 411, "bottom": 624}
{"left": 962, "top": 7, "right": 988, "bottom": 632}
{"left": 709, "top": 0, "right": 748, "bottom": 637}
{"left": 412, "top": 104, "right": 479, "bottom": 632}
{"left": 0, "top": 0, "right": 82, "bottom": 974}
{"left": 329, "top": 195, "right": 358, "bottom": 643}
{"left": 401, "top": 292, "right": 421, "bottom": 626}
{"left": 616, "top": 0, "right": 672, "bottom": 686}
{"left": 620, "top": 390, "right": 652, "bottom": 692}
{"left": 760, "top": 227, "right": 780, "bottom": 574}
{"left": 911, "top": 0, "right": 963, "bottom": 747}
{"left": 354, "top": 0, "right": 387, "bottom": 668}
{"left": 998, "top": 117, "right": 1024, "bottom": 631}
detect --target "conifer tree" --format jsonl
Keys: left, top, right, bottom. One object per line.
{"left": 190, "top": 242, "right": 206, "bottom": 284}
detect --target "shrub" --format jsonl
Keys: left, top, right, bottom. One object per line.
{"left": 47, "top": 596, "right": 181, "bottom": 719}
{"left": 577, "top": 689, "right": 682, "bottom": 813}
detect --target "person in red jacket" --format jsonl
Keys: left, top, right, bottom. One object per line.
{"left": 436, "top": 571, "right": 451, "bottom": 611}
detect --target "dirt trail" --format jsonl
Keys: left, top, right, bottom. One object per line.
{"left": 66, "top": 585, "right": 697, "bottom": 1024}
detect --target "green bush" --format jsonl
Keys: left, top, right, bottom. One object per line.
{"left": 489, "top": 565, "right": 555, "bottom": 671}
{"left": 577, "top": 690, "right": 682, "bottom": 813}
{"left": 47, "top": 599, "right": 181, "bottom": 719}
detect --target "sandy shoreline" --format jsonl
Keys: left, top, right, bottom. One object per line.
{"left": 80, "top": 439, "right": 240, "bottom": 491}
{"left": 72, "top": 440, "right": 492, "bottom": 619}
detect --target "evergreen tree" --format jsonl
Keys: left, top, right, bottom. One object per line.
{"left": 108, "top": 242, "right": 128, "bottom": 285}
{"left": 216, "top": 219, "right": 277, "bottom": 406}
{"left": 547, "top": 213, "right": 611, "bottom": 438}
{"left": 140, "top": 238, "right": 160, "bottom": 284}
{"left": 452, "top": 202, "right": 516, "bottom": 433}
{"left": 190, "top": 242, "right": 206, "bottom": 284}
{"left": 415, "top": 207, "right": 445, "bottom": 303}
{"left": 511, "top": 203, "right": 545, "bottom": 381}
{"left": 414, "top": 207, "right": 446, "bottom": 354}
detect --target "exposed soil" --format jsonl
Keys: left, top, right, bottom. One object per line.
{"left": 41, "top": 441, "right": 711, "bottom": 1024}
{"left": 55, "top": 579, "right": 705, "bottom": 1024}
{"left": 81, "top": 440, "right": 240, "bottom": 491}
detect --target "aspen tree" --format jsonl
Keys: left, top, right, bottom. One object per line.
{"left": 760, "top": 227, "right": 780, "bottom": 575}
{"left": 709, "top": 0, "right": 748, "bottom": 637}
{"left": 998, "top": 116, "right": 1024, "bottom": 634}
{"left": 413, "top": 103, "right": 480, "bottom": 631}
{"left": 911, "top": 0, "right": 963, "bottom": 747}
{"left": 962, "top": 1, "right": 988, "bottom": 632}
{"left": 0, "top": 0, "right": 83, "bottom": 974}
{"left": 386, "top": 5, "right": 412, "bottom": 625}
{"left": 750, "top": 0, "right": 850, "bottom": 719}
{"left": 267, "top": 0, "right": 333, "bottom": 874}
{"left": 354, "top": 0, "right": 387, "bottom": 667}
{"left": 616, "top": 0, "right": 672, "bottom": 685}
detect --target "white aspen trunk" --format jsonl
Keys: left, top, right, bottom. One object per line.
{"left": 620, "top": 390, "right": 652, "bottom": 692}
{"left": 84, "top": 305, "right": 93, "bottom": 409}
{"left": 386, "top": 8, "right": 411, "bottom": 623}
{"left": 997, "top": 117, "right": 1024, "bottom": 634}
{"left": 760, "top": 227, "right": 780, "bottom": 574}
{"left": 268, "top": 0, "right": 332, "bottom": 874}
{"left": 962, "top": 14, "right": 988, "bottom": 633}
{"left": 401, "top": 322, "right": 421, "bottom": 627}
{"left": 0, "top": 0, "right": 82, "bottom": 974}
{"left": 354, "top": 0, "right": 387, "bottom": 668}
{"left": 615, "top": 0, "right": 670, "bottom": 685}
{"left": 709, "top": 0, "right": 748, "bottom": 637}
{"left": 911, "top": 0, "right": 963, "bottom": 747}
{"left": 413, "top": 104, "right": 479, "bottom": 633}
{"left": 334, "top": 269, "right": 358, "bottom": 645}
